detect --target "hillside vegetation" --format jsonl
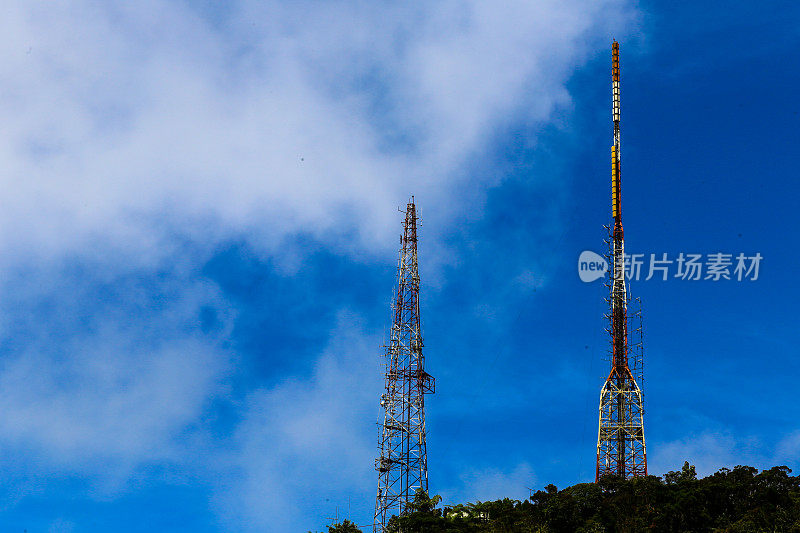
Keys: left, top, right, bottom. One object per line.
{"left": 330, "top": 463, "right": 800, "bottom": 532}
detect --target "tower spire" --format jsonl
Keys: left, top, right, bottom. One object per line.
{"left": 596, "top": 41, "right": 647, "bottom": 481}
{"left": 612, "top": 40, "right": 621, "bottom": 222}
{"left": 374, "top": 199, "right": 435, "bottom": 531}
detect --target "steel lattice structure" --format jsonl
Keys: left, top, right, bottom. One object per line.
{"left": 374, "top": 199, "right": 434, "bottom": 532}
{"left": 596, "top": 41, "right": 647, "bottom": 481}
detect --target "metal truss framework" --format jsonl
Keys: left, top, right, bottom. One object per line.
{"left": 596, "top": 41, "right": 647, "bottom": 481}
{"left": 374, "top": 199, "right": 434, "bottom": 532}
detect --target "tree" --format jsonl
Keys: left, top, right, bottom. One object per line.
{"left": 327, "top": 519, "right": 362, "bottom": 533}
{"left": 386, "top": 490, "right": 447, "bottom": 532}
{"left": 385, "top": 463, "right": 800, "bottom": 532}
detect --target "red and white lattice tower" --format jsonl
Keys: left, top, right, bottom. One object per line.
{"left": 374, "top": 198, "right": 434, "bottom": 531}
{"left": 596, "top": 41, "right": 648, "bottom": 481}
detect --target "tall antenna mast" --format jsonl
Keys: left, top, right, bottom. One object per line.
{"left": 596, "top": 41, "right": 647, "bottom": 481}
{"left": 374, "top": 198, "right": 435, "bottom": 531}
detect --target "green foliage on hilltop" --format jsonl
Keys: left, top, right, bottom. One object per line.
{"left": 326, "top": 519, "right": 362, "bottom": 533}
{"left": 382, "top": 463, "right": 800, "bottom": 532}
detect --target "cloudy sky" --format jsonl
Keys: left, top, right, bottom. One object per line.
{"left": 0, "top": 0, "right": 798, "bottom": 531}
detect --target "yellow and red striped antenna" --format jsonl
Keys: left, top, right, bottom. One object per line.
{"left": 611, "top": 40, "right": 622, "bottom": 222}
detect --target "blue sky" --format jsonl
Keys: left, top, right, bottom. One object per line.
{"left": 0, "top": 1, "right": 798, "bottom": 531}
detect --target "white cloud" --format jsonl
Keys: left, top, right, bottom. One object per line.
{"left": 0, "top": 0, "right": 638, "bottom": 528}
{"left": 650, "top": 430, "right": 800, "bottom": 478}
{"left": 443, "top": 463, "right": 536, "bottom": 505}
{"left": 774, "top": 431, "right": 800, "bottom": 466}
{"left": 48, "top": 517, "right": 76, "bottom": 533}
{"left": 649, "top": 432, "right": 757, "bottom": 478}
{"left": 215, "top": 310, "right": 381, "bottom": 531}
{"left": 0, "top": 0, "right": 635, "bottom": 261}
{"left": 0, "top": 257, "right": 233, "bottom": 486}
